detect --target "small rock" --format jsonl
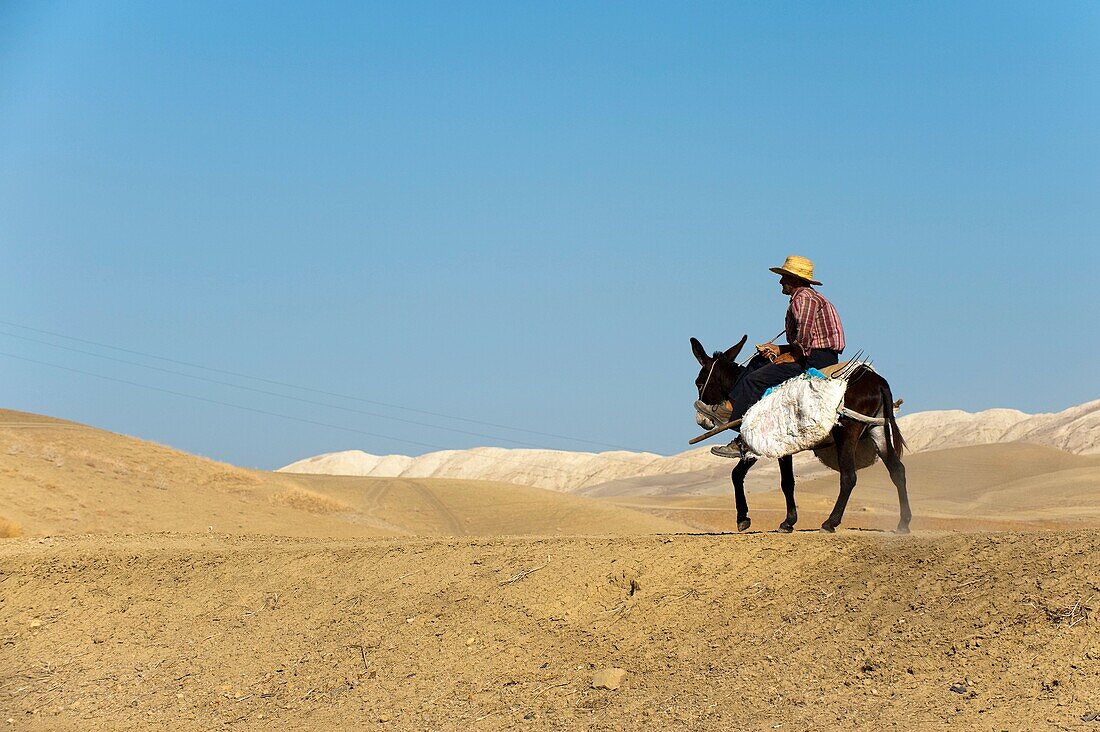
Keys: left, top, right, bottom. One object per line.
{"left": 592, "top": 668, "right": 627, "bottom": 690}
{"left": 379, "top": 715, "right": 390, "bottom": 723}
{"left": 28, "top": 618, "right": 42, "bottom": 628}
{"left": 950, "top": 683, "right": 967, "bottom": 695}
{"left": 465, "top": 637, "right": 476, "bottom": 646}
{"left": 1082, "top": 711, "right": 1099, "bottom": 722}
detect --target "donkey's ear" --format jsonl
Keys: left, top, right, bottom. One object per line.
{"left": 690, "top": 337, "right": 710, "bottom": 367}
{"left": 721, "top": 335, "right": 748, "bottom": 362}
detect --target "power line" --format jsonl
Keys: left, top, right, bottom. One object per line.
{"left": 0, "top": 351, "right": 666, "bottom": 480}
{"left": 0, "top": 318, "right": 634, "bottom": 451}
{"left": 0, "top": 328, "right": 663, "bottom": 469}
{"left": 0, "top": 329, "right": 563, "bottom": 451}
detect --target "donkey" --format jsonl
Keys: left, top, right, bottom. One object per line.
{"left": 690, "top": 336, "right": 912, "bottom": 534}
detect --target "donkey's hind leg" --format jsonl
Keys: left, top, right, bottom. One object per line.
{"left": 821, "top": 422, "right": 863, "bottom": 533}
{"left": 732, "top": 457, "right": 757, "bottom": 532}
{"left": 777, "top": 455, "right": 797, "bottom": 533}
{"left": 887, "top": 453, "right": 911, "bottom": 534}
{"left": 868, "top": 425, "right": 913, "bottom": 534}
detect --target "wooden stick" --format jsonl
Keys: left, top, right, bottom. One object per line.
{"left": 688, "top": 418, "right": 742, "bottom": 445}
{"left": 499, "top": 562, "right": 547, "bottom": 586}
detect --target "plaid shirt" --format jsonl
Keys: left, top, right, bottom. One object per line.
{"left": 785, "top": 286, "right": 845, "bottom": 358}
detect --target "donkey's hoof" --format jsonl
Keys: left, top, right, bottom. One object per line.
{"left": 894, "top": 524, "right": 911, "bottom": 535}
{"left": 777, "top": 523, "right": 794, "bottom": 534}
{"left": 737, "top": 518, "right": 751, "bottom": 532}
{"left": 819, "top": 523, "right": 836, "bottom": 533}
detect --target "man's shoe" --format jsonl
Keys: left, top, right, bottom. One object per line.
{"left": 710, "top": 438, "right": 746, "bottom": 460}
{"left": 694, "top": 399, "right": 732, "bottom": 425}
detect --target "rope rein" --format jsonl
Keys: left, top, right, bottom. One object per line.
{"left": 699, "top": 330, "right": 785, "bottom": 400}
{"left": 698, "top": 359, "right": 719, "bottom": 398}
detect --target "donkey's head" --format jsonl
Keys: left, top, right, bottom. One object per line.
{"left": 690, "top": 335, "right": 748, "bottom": 428}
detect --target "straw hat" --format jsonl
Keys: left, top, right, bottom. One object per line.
{"left": 769, "top": 255, "right": 822, "bottom": 286}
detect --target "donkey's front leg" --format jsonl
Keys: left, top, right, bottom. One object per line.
{"left": 732, "top": 457, "right": 757, "bottom": 532}
{"left": 777, "top": 455, "right": 797, "bottom": 532}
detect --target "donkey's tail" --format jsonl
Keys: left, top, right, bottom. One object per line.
{"left": 881, "top": 385, "right": 906, "bottom": 461}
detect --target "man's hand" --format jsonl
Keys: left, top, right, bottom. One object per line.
{"left": 771, "top": 353, "right": 797, "bottom": 365}
{"left": 756, "top": 343, "right": 780, "bottom": 360}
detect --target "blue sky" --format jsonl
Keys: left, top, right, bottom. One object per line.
{"left": 1, "top": 1, "right": 1097, "bottom": 468}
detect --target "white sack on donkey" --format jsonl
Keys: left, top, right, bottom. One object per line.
{"left": 739, "top": 370, "right": 846, "bottom": 459}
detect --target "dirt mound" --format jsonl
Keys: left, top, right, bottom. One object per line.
{"left": 2, "top": 531, "right": 1097, "bottom": 730}
{"left": 0, "top": 409, "right": 687, "bottom": 539}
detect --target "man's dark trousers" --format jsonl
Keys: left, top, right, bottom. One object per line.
{"left": 728, "top": 349, "right": 841, "bottom": 422}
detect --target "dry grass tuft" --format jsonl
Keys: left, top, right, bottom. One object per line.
{"left": 71, "top": 449, "right": 131, "bottom": 474}
{"left": 40, "top": 445, "right": 65, "bottom": 468}
{"left": 269, "top": 487, "right": 351, "bottom": 514}
{"left": 203, "top": 469, "right": 262, "bottom": 488}
{"left": 0, "top": 517, "right": 24, "bottom": 538}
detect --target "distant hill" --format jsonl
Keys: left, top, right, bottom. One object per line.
{"left": 280, "top": 446, "right": 718, "bottom": 494}
{"left": 0, "top": 409, "right": 687, "bottom": 538}
{"left": 279, "top": 399, "right": 1100, "bottom": 493}
{"left": 897, "top": 399, "right": 1100, "bottom": 454}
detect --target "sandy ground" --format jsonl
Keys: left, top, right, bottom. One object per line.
{"left": 2, "top": 532, "right": 1098, "bottom": 731}
{"left": 1, "top": 409, "right": 1099, "bottom": 730}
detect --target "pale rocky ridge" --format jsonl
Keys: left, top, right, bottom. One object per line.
{"left": 278, "top": 399, "right": 1100, "bottom": 492}
{"left": 279, "top": 446, "right": 718, "bottom": 493}
{"left": 899, "top": 400, "right": 1100, "bottom": 455}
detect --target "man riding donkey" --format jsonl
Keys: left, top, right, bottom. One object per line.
{"left": 695, "top": 255, "right": 845, "bottom": 459}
